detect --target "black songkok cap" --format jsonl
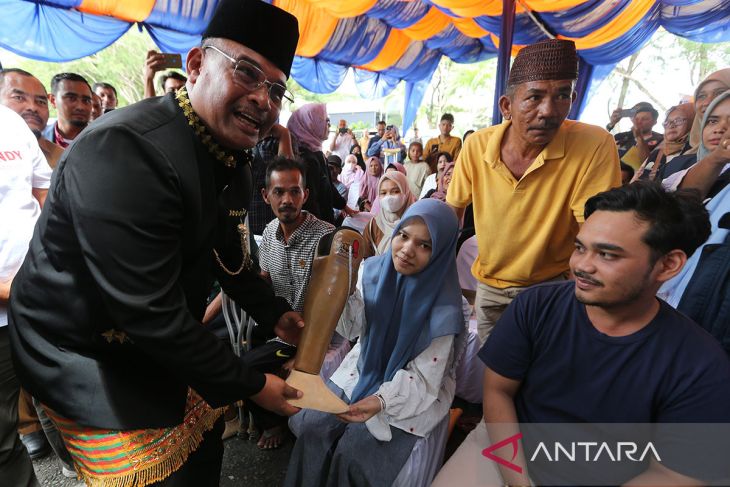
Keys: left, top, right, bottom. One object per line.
{"left": 203, "top": 0, "right": 300, "bottom": 78}
{"left": 508, "top": 39, "right": 578, "bottom": 87}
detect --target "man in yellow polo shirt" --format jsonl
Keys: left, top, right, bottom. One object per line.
{"left": 425, "top": 113, "right": 462, "bottom": 162}
{"left": 447, "top": 39, "right": 620, "bottom": 345}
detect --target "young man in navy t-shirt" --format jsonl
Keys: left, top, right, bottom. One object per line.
{"left": 480, "top": 183, "right": 730, "bottom": 486}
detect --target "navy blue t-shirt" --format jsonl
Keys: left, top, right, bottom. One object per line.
{"left": 479, "top": 282, "right": 730, "bottom": 482}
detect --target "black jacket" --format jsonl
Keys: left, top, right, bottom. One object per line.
{"left": 9, "top": 94, "right": 290, "bottom": 430}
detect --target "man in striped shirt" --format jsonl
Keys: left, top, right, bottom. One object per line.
{"left": 248, "top": 156, "right": 334, "bottom": 449}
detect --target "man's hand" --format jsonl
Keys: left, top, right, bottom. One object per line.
{"left": 144, "top": 50, "right": 166, "bottom": 82}
{"left": 337, "top": 395, "right": 381, "bottom": 423}
{"left": 250, "top": 373, "right": 302, "bottom": 416}
{"left": 143, "top": 50, "right": 167, "bottom": 98}
{"left": 609, "top": 107, "right": 623, "bottom": 127}
{"left": 274, "top": 311, "right": 304, "bottom": 345}
{"left": 632, "top": 127, "right": 650, "bottom": 162}
{"left": 0, "top": 279, "right": 12, "bottom": 304}
{"left": 265, "top": 123, "right": 294, "bottom": 158}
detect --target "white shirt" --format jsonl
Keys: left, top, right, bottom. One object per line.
{"left": 419, "top": 173, "right": 438, "bottom": 199}
{"left": 331, "top": 264, "right": 468, "bottom": 441}
{"left": 0, "top": 105, "right": 52, "bottom": 327}
{"left": 330, "top": 132, "right": 355, "bottom": 161}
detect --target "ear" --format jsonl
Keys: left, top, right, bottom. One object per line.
{"left": 654, "top": 249, "right": 687, "bottom": 283}
{"left": 571, "top": 90, "right": 577, "bottom": 103}
{"left": 48, "top": 93, "right": 56, "bottom": 108}
{"left": 186, "top": 47, "right": 204, "bottom": 85}
{"left": 498, "top": 95, "right": 512, "bottom": 120}
{"left": 261, "top": 187, "right": 270, "bottom": 205}
{"left": 302, "top": 187, "right": 309, "bottom": 205}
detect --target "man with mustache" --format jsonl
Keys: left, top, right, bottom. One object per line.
{"left": 433, "top": 181, "right": 730, "bottom": 487}
{"left": 9, "top": 0, "right": 306, "bottom": 484}
{"left": 0, "top": 69, "right": 64, "bottom": 168}
{"left": 446, "top": 39, "right": 621, "bottom": 345}
{"left": 92, "top": 82, "right": 117, "bottom": 112}
{"left": 473, "top": 183, "right": 730, "bottom": 486}
{"left": 252, "top": 156, "right": 334, "bottom": 449}
{"left": 41, "top": 72, "right": 92, "bottom": 149}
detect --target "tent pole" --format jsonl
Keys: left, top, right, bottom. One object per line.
{"left": 492, "top": 0, "right": 516, "bottom": 125}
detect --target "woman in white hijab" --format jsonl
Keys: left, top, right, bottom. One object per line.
{"left": 362, "top": 171, "right": 415, "bottom": 258}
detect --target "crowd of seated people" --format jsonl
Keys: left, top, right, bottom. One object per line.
{"left": 2, "top": 31, "right": 730, "bottom": 487}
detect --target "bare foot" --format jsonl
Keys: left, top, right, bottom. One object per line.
{"left": 257, "top": 425, "right": 286, "bottom": 450}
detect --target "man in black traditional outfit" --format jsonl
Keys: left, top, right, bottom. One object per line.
{"left": 8, "top": 1, "right": 304, "bottom": 485}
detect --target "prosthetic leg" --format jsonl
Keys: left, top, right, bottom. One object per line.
{"left": 286, "top": 228, "right": 365, "bottom": 413}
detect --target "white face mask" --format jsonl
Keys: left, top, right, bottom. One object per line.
{"left": 380, "top": 194, "right": 406, "bottom": 213}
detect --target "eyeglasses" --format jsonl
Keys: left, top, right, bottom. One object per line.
{"left": 662, "top": 118, "right": 689, "bottom": 128}
{"left": 204, "top": 45, "right": 293, "bottom": 105}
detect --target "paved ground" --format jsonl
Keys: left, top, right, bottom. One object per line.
{"left": 33, "top": 431, "right": 293, "bottom": 487}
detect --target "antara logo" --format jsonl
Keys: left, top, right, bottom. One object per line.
{"left": 529, "top": 442, "right": 661, "bottom": 463}
{"left": 482, "top": 434, "right": 662, "bottom": 472}
{"left": 482, "top": 433, "right": 524, "bottom": 473}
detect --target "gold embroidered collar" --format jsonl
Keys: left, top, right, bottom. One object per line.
{"left": 176, "top": 87, "right": 237, "bottom": 169}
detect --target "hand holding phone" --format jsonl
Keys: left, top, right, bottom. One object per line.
{"left": 619, "top": 108, "right": 635, "bottom": 118}
{"left": 158, "top": 53, "right": 183, "bottom": 70}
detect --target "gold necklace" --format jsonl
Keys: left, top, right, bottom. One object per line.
{"left": 176, "top": 88, "right": 252, "bottom": 273}
{"left": 213, "top": 220, "right": 252, "bottom": 275}
{"left": 176, "top": 87, "right": 237, "bottom": 169}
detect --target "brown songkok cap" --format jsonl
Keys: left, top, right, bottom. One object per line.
{"left": 203, "top": 0, "right": 300, "bottom": 78}
{"left": 508, "top": 39, "right": 578, "bottom": 87}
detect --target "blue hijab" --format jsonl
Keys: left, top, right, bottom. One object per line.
{"left": 351, "top": 199, "right": 464, "bottom": 402}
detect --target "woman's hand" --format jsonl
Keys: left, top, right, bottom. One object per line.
{"left": 710, "top": 134, "right": 730, "bottom": 164}
{"left": 336, "top": 395, "right": 382, "bottom": 423}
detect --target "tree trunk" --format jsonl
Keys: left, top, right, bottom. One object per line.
{"left": 616, "top": 53, "right": 639, "bottom": 109}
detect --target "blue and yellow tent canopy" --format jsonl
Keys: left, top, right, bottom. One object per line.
{"left": 2, "top": 0, "right": 729, "bottom": 131}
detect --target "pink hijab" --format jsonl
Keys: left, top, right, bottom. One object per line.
{"left": 430, "top": 162, "right": 455, "bottom": 201}
{"left": 384, "top": 161, "right": 407, "bottom": 175}
{"left": 373, "top": 171, "right": 416, "bottom": 254}
{"left": 359, "top": 156, "right": 383, "bottom": 204}
{"left": 287, "top": 103, "right": 328, "bottom": 152}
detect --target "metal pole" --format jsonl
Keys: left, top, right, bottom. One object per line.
{"left": 492, "top": 0, "right": 516, "bottom": 125}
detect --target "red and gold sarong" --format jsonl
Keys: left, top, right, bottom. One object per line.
{"left": 44, "top": 389, "right": 224, "bottom": 487}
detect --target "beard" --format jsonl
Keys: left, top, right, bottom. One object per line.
{"left": 276, "top": 206, "right": 300, "bottom": 225}
{"left": 574, "top": 268, "right": 653, "bottom": 309}
{"left": 69, "top": 119, "right": 88, "bottom": 128}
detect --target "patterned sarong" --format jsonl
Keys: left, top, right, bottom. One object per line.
{"left": 44, "top": 389, "right": 224, "bottom": 487}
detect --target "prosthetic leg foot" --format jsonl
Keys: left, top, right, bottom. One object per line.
{"left": 286, "top": 228, "right": 365, "bottom": 413}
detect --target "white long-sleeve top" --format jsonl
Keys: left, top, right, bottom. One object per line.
{"left": 331, "top": 266, "right": 468, "bottom": 442}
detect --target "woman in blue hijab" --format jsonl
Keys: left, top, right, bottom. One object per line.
{"left": 285, "top": 199, "right": 466, "bottom": 487}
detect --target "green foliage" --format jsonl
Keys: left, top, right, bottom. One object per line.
{"left": 13, "top": 29, "right": 157, "bottom": 109}
{"left": 418, "top": 57, "right": 496, "bottom": 134}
